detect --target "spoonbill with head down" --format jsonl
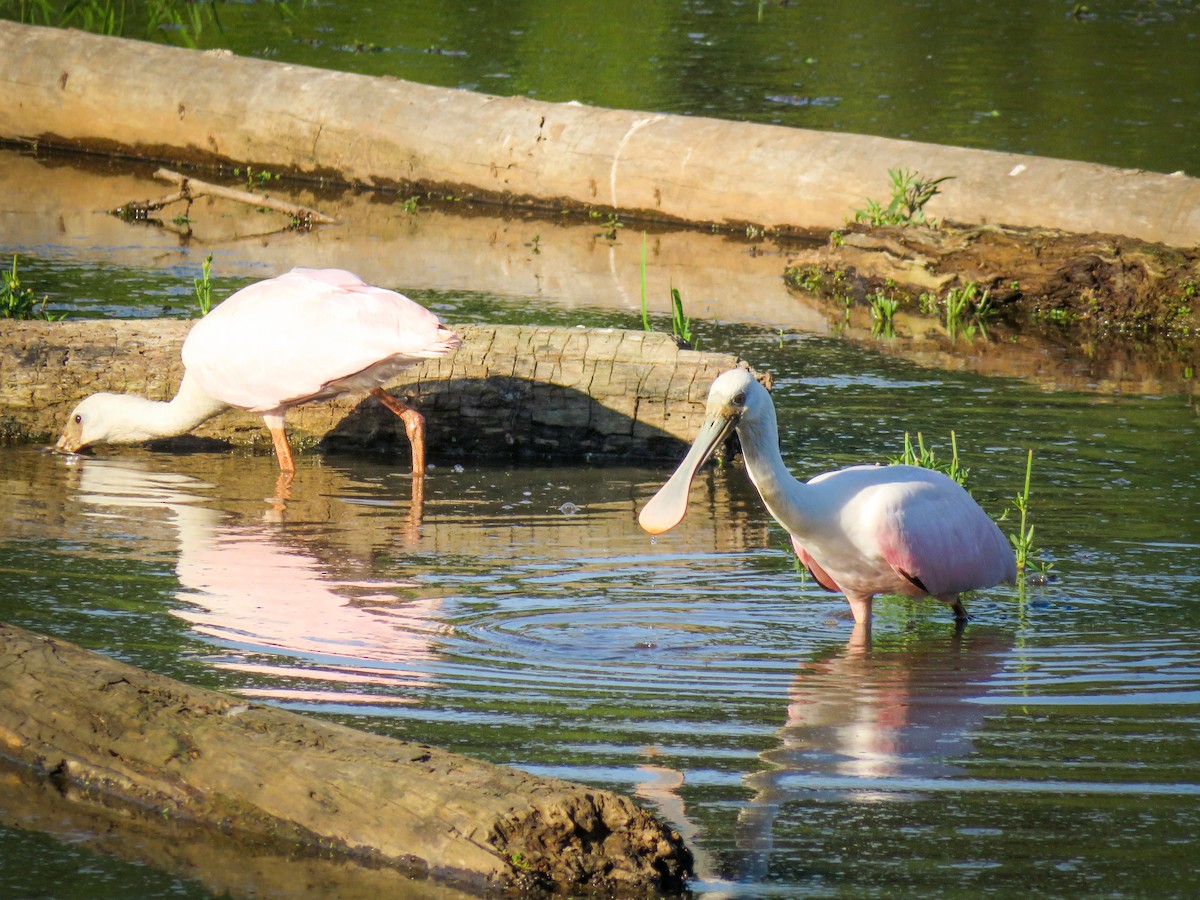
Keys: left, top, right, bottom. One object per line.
{"left": 56, "top": 268, "right": 460, "bottom": 475}
{"left": 638, "top": 368, "right": 1016, "bottom": 625}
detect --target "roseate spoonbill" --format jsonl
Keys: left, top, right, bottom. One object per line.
{"left": 56, "top": 268, "right": 460, "bottom": 475}
{"left": 638, "top": 368, "right": 1016, "bottom": 625}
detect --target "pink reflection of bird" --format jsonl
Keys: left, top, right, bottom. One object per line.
{"left": 639, "top": 368, "right": 1016, "bottom": 625}
{"left": 56, "top": 268, "right": 461, "bottom": 475}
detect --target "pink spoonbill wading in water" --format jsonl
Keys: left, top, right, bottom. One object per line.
{"left": 55, "top": 268, "right": 461, "bottom": 478}
{"left": 638, "top": 368, "right": 1016, "bottom": 626}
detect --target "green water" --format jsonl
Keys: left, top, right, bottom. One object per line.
{"left": 2, "top": 1, "right": 1199, "bottom": 894}
{"left": 65, "top": 0, "right": 1200, "bottom": 176}
{"left": 2, "top": 300, "right": 1199, "bottom": 896}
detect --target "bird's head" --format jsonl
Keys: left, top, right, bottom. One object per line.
{"left": 55, "top": 393, "right": 144, "bottom": 454}
{"left": 638, "top": 367, "right": 768, "bottom": 535}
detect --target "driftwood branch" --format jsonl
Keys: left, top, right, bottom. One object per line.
{"left": 111, "top": 168, "right": 338, "bottom": 226}
{"left": 0, "top": 620, "right": 693, "bottom": 894}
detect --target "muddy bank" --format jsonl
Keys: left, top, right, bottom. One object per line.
{"left": 784, "top": 223, "right": 1200, "bottom": 391}
{"left": 0, "top": 321, "right": 746, "bottom": 461}
{"left": 1, "top": 20, "right": 1198, "bottom": 246}
{"left": 0, "top": 620, "right": 692, "bottom": 894}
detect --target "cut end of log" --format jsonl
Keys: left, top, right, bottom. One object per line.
{"left": 487, "top": 788, "right": 694, "bottom": 892}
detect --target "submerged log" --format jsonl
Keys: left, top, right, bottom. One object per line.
{"left": 0, "top": 321, "right": 746, "bottom": 462}
{"left": 1, "top": 20, "right": 1198, "bottom": 246}
{"left": 0, "top": 620, "right": 693, "bottom": 894}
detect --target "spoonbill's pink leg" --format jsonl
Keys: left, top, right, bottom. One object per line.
{"left": 846, "top": 594, "right": 873, "bottom": 625}
{"left": 268, "top": 423, "right": 296, "bottom": 474}
{"left": 370, "top": 388, "right": 427, "bottom": 476}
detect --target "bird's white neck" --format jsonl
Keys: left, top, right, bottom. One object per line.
{"left": 100, "top": 372, "right": 228, "bottom": 443}
{"left": 736, "top": 404, "right": 812, "bottom": 534}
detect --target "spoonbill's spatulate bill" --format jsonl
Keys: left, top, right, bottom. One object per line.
{"left": 56, "top": 268, "right": 461, "bottom": 475}
{"left": 639, "top": 368, "right": 1016, "bottom": 625}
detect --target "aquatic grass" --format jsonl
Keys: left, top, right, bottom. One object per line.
{"left": 890, "top": 431, "right": 969, "bottom": 489}
{"left": 853, "top": 168, "right": 954, "bottom": 227}
{"left": 1, "top": 255, "right": 64, "bottom": 321}
{"left": 192, "top": 254, "right": 214, "bottom": 316}
{"left": 669, "top": 287, "right": 695, "bottom": 349}
{"left": 907, "top": 281, "right": 998, "bottom": 339}
{"left": 6, "top": 0, "right": 226, "bottom": 45}
{"left": 639, "top": 232, "right": 697, "bottom": 348}
{"left": 1004, "top": 448, "right": 1050, "bottom": 576}
{"left": 893, "top": 434, "right": 1048, "bottom": 578}
{"left": 944, "top": 282, "right": 996, "bottom": 328}
{"left": 867, "top": 289, "right": 900, "bottom": 337}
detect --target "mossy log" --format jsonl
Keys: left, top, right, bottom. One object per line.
{"left": 0, "top": 620, "right": 692, "bottom": 894}
{"left": 0, "top": 321, "right": 745, "bottom": 462}
{"left": 787, "top": 222, "right": 1200, "bottom": 339}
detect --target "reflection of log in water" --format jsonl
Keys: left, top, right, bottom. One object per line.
{"left": 0, "top": 755, "right": 480, "bottom": 900}
{"left": 2, "top": 147, "right": 1192, "bottom": 393}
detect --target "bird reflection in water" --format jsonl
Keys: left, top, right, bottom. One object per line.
{"left": 68, "top": 455, "right": 446, "bottom": 704}
{"left": 637, "top": 622, "right": 1010, "bottom": 886}
{"left": 733, "top": 623, "right": 1010, "bottom": 880}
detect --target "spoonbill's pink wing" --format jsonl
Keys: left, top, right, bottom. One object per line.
{"left": 790, "top": 536, "right": 841, "bottom": 594}
{"left": 183, "top": 269, "right": 457, "bottom": 413}
{"left": 874, "top": 475, "right": 1016, "bottom": 596}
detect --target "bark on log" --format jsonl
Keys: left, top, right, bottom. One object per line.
{"left": 0, "top": 321, "right": 747, "bottom": 462}
{"left": 1, "top": 20, "right": 1198, "bottom": 246}
{"left": 0, "top": 620, "right": 693, "bottom": 894}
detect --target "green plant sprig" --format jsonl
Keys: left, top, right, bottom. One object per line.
{"left": 854, "top": 168, "right": 954, "bottom": 227}
{"left": 639, "top": 232, "right": 698, "bottom": 348}
{"left": 890, "top": 431, "right": 969, "bottom": 489}
{"left": 1004, "top": 448, "right": 1052, "bottom": 577}
{"left": 669, "top": 286, "right": 695, "bottom": 348}
{"left": 1, "top": 255, "right": 65, "bottom": 321}
{"left": 193, "top": 254, "right": 214, "bottom": 316}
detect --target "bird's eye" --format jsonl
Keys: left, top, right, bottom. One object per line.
{"left": 733, "top": 392, "right": 746, "bottom": 406}
{"left": 74, "top": 414, "right": 82, "bottom": 424}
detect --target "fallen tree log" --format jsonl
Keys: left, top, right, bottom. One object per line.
{"left": 1, "top": 20, "right": 1198, "bottom": 246}
{"left": 0, "top": 321, "right": 747, "bottom": 462}
{"left": 0, "top": 620, "right": 693, "bottom": 894}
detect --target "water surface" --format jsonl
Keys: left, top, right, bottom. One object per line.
{"left": 169, "top": 0, "right": 1200, "bottom": 176}
{"left": 2, "top": 316, "right": 1198, "bottom": 897}
{"left": 2, "top": 2, "right": 1199, "bottom": 891}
